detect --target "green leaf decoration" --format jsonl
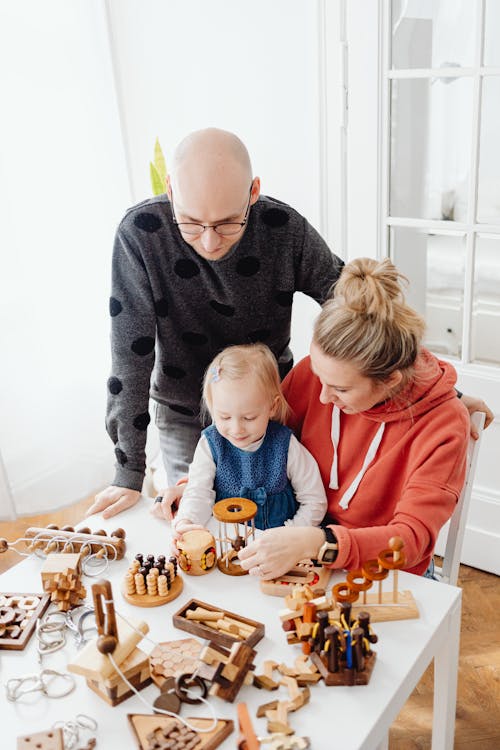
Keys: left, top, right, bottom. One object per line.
{"left": 150, "top": 162, "right": 165, "bottom": 196}
{"left": 154, "top": 138, "right": 167, "bottom": 184}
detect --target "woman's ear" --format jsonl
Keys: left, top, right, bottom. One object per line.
{"left": 385, "top": 370, "right": 403, "bottom": 390}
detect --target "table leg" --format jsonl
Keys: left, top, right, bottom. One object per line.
{"left": 432, "top": 594, "right": 462, "bottom": 749}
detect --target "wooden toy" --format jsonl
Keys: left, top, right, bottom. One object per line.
{"left": 308, "top": 602, "right": 378, "bottom": 686}
{"left": 40, "top": 553, "right": 86, "bottom": 612}
{"left": 173, "top": 598, "right": 264, "bottom": 649}
{"left": 193, "top": 640, "right": 257, "bottom": 702}
{"left": 16, "top": 728, "right": 64, "bottom": 750}
{"left": 237, "top": 703, "right": 260, "bottom": 750}
{"left": 213, "top": 497, "right": 257, "bottom": 576}
{"left": 68, "top": 579, "right": 151, "bottom": 706}
{"left": 176, "top": 529, "right": 217, "bottom": 575}
{"left": 127, "top": 714, "right": 234, "bottom": 750}
{"left": 149, "top": 637, "right": 202, "bottom": 689}
{"left": 237, "top": 703, "right": 311, "bottom": 750}
{"left": 19, "top": 524, "right": 126, "bottom": 560}
{"left": 122, "top": 553, "right": 183, "bottom": 606}
{"left": 260, "top": 559, "right": 331, "bottom": 598}
{"left": 0, "top": 592, "right": 50, "bottom": 650}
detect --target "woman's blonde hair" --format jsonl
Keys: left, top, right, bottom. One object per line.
{"left": 202, "top": 344, "right": 290, "bottom": 423}
{"left": 314, "top": 257, "right": 426, "bottom": 386}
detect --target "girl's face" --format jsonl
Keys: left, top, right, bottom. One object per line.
{"left": 211, "top": 374, "right": 278, "bottom": 448}
{"left": 309, "top": 341, "right": 402, "bottom": 414}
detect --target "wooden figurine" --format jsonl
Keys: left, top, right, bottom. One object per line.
{"left": 122, "top": 553, "right": 183, "bottom": 606}
{"left": 260, "top": 559, "right": 331, "bottom": 598}
{"left": 212, "top": 497, "right": 257, "bottom": 576}
{"left": 0, "top": 592, "right": 50, "bottom": 650}
{"left": 176, "top": 530, "right": 217, "bottom": 576}
{"left": 173, "top": 598, "right": 264, "bottom": 649}
{"left": 68, "top": 579, "right": 151, "bottom": 706}
{"left": 40, "top": 553, "right": 86, "bottom": 612}
{"left": 127, "top": 714, "right": 234, "bottom": 750}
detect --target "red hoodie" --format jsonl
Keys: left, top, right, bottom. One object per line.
{"left": 282, "top": 349, "right": 469, "bottom": 575}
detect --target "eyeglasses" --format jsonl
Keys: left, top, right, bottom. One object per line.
{"left": 171, "top": 186, "right": 253, "bottom": 237}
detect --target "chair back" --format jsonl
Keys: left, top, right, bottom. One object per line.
{"left": 434, "top": 411, "right": 485, "bottom": 586}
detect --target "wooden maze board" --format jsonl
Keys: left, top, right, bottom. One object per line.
{"left": 0, "top": 592, "right": 51, "bottom": 650}
{"left": 172, "top": 598, "right": 264, "bottom": 650}
{"left": 127, "top": 714, "right": 234, "bottom": 750}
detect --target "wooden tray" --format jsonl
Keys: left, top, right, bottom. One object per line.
{"left": 172, "top": 598, "right": 264, "bottom": 649}
{"left": 127, "top": 714, "right": 233, "bottom": 750}
{"left": 0, "top": 592, "right": 51, "bottom": 650}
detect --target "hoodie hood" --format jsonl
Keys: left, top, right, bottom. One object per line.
{"left": 329, "top": 349, "right": 458, "bottom": 509}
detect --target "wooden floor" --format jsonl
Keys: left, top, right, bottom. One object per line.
{"left": 1, "top": 499, "right": 499, "bottom": 748}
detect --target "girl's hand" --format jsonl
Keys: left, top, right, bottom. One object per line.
{"left": 150, "top": 485, "right": 185, "bottom": 521}
{"left": 238, "top": 526, "right": 325, "bottom": 580}
{"left": 172, "top": 520, "right": 206, "bottom": 542}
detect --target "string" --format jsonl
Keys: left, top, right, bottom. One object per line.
{"left": 103, "top": 601, "right": 218, "bottom": 733}
{"left": 4, "top": 533, "right": 116, "bottom": 576}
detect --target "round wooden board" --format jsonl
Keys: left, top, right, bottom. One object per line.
{"left": 121, "top": 575, "right": 183, "bottom": 607}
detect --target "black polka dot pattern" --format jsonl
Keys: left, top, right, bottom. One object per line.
{"left": 182, "top": 332, "right": 208, "bottom": 346}
{"left": 209, "top": 300, "right": 235, "bottom": 317}
{"left": 247, "top": 329, "right": 271, "bottom": 342}
{"left": 168, "top": 404, "right": 195, "bottom": 416}
{"left": 131, "top": 336, "right": 155, "bottom": 356}
{"left": 163, "top": 365, "right": 187, "bottom": 379}
{"left": 133, "top": 412, "right": 151, "bottom": 431}
{"left": 154, "top": 298, "right": 168, "bottom": 317}
{"left": 236, "top": 256, "right": 260, "bottom": 277}
{"left": 134, "top": 212, "right": 162, "bottom": 232}
{"left": 261, "top": 208, "right": 290, "bottom": 227}
{"left": 115, "top": 447, "right": 128, "bottom": 465}
{"left": 275, "top": 290, "right": 294, "bottom": 307}
{"left": 107, "top": 376, "right": 123, "bottom": 395}
{"left": 109, "top": 297, "right": 123, "bottom": 317}
{"left": 174, "top": 259, "right": 200, "bottom": 279}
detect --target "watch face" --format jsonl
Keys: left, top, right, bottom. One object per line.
{"left": 323, "top": 548, "right": 337, "bottom": 563}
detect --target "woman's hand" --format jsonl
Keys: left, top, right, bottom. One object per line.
{"left": 460, "top": 394, "right": 494, "bottom": 439}
{"left": 238, "top": 526, "right": 325, "bottom": 580}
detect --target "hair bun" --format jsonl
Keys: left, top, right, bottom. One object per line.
{"left": 335, "top": 257, "right": 406, "bottom": 321}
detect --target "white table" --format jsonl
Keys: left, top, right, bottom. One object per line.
{"left": 1, "top": 500, "right": 461, "bottom": 750}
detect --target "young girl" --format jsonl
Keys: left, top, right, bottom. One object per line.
{"left": 171, "top": 343, "right": 327, "bottom": 538}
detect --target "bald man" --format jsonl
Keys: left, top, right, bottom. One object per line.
{"left": 89, "top": 128, "right": 344, "bottom": 518}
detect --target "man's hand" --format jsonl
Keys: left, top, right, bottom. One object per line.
{"left": 150, "top": 485, "right": 186, "bottom": 521}
{"left": 460, "top": 394, "right": 494, "bottom": 439}
{"left": 86, "top": 486, "right": 141, "bottom": 519}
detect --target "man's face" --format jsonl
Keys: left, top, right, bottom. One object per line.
{"left": 169, "top": 179, "right": 257, "bottom": 262}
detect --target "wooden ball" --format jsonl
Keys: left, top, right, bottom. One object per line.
{"left": 61, "top": 525, "right": 74, "bottom": 532}
{"left": 389, "top": 536, "right": 404, "bottom": 551}
{"left": 0, "top": 538, "right": 9, "bottom": 553}
{"left": 46, "top": 524, "right": 59, "bottom": 530}
{"left": 111, "top": 528, "right": 126, "bottom": 539}
{"left": 97, "top": 635, "right": 117, "bottom": 654}
{"left": 77, "top": 526, "right": 92, "bottom": 534}
{"left": 94, "top": 529, "right": 107, "bottom": 536}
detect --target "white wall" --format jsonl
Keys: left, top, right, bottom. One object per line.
{"left": 0, "top": 1, "right": 131, "bottom": 517}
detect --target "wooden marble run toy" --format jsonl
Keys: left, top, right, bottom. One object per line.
{"left": 260, "top": 559, "right": 331, "bottom": 598}
{"left": 41, "top": 552, "right": 87, "bottom": 612}
{"left": 173, "top": 598, "right": 265, "bottom": 649}
{"left": 0, "top": 524, "right": 126, "bottom": 571}
{"left": 127, "top": 714, "right": 234, "bottom": 750}
{"left": 68, "top": 579, "right": 151, "bottom": 706}
{"left": 122, "top": 552, "right": 183, "bottom": 606}
{"left": 176, "top": 529, "right": 217, "bottom": 576}
{"left": 212, "top": 497, "right": 257, "bottom": 576}
{"left": 0, "top": 591, "right": 51, "bottom": 650}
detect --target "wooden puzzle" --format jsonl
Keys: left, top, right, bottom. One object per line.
{"left": 193, "top": 640, "right": 256, "bottom": 702}
{"left": 21, "top": 524, "right": 126, "bottom": 560}
{"left": 0, "top": 591, "right": 51, "bottom": 650}
{"left": 127, "top": 714, "right": 234, "bottom": 750}
{"left": 173, "top": 598, "right": 264, "bottom": 649}
{"left": 149, "top": 637, "right": 202, "bottom": 688}
{"left": 260, "top": 559, "right": 331, "bottom": 598}
{"left": 41, "top": 553, "right": 87, "bottom": 612}
{"left": 176, "top": 529, "right": 217, "bottom": 576}
{"left": 213, "top": 497, "right": 257, "bottom": 576}
{"left": 122, "top": 552, "right": 183, "bottom": 606}
{"left": 16, "top": 728, "right": 64, "bottom": 750}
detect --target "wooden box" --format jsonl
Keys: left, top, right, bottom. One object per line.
{"left": 172, "top": 598, "right": 264, "bottom": 649}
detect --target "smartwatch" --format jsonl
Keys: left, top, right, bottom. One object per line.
{"left": 317, "top": 527, "right": 339, "bottom": 565}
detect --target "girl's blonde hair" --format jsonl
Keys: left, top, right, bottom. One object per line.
{"left": 202, "top": 344, "right": 290, "bottom": 423}
{"left": 314, "top": 257, "right": 426, "bottom": 386}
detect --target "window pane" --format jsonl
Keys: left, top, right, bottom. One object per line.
{"left": 390, "top": 226, "right": 465, "bottom": 358}
{"left": 484, "top": 0, "right": 500, "bottom": 67}
{"left": 391, "top": 0, "right": 478, "bottom": 69}
{"left": 471, "top": 235, "right": 500, "bottom": 365}
{"left": 477, "top": 77, "right": 500, "bottom": 225}
{"left": 390, "top": 78, "right": 473, "bottom": 220}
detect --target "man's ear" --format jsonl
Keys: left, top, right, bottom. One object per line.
{"left": 250, "top": 177, "right": 261, "bottom": 205}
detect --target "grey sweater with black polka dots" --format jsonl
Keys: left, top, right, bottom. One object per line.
{"left": 107, "top": 194, "right": 343, "bottom": 491}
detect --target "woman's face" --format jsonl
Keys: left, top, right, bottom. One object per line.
{"left": 309, "top": 341, "right": 401, "bottom": 414}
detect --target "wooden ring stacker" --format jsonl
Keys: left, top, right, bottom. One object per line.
{"left": 346, "top": 570, "right": 372, "bottom": 592}
{"left": 378, "top": 536, "right": 406, "bottom": 570}
{"left": 332, "top": 582, "right": 358, "bottom": 604}
{"left": 361, "top": 559, "right": 389, "bottom": 581}
{"left": 176, "top": 529, "right": 217, "bottom": 576}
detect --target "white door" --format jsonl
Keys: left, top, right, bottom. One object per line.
{"left": 334, "top": 0, "right": 500, "bottom": 574}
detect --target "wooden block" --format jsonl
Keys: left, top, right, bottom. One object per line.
{"left": 172, "top": 598, "right": 264, "bottom": 649}
{"left": 127, "top": 714, "right": 233, "bottom": 750}
{"left": 86, "top": 653, "right": 152, "bottom": 707}
{"left": 17, "top": 728, "right": 64, "bottom": 750}
{"left": 40, "top": 552, "right": 82, "bottom": 578}
{"left": 256, "top": 699, "right": 279, "bottom": 717}
{"left": 329, "top": 589, "right": 419, "bottom": 622}
{"left": 68, "top": 614, "right": 149, "bottom": 681}
{"left": 209, "top": 642, "right": 256, "bottom": 703}
{"left": 310, "top": 650, "right": 377, "bottom": 686}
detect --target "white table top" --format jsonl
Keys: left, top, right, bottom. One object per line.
{"left": 0, "top": 499, "right": 461, "bottom": 750}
